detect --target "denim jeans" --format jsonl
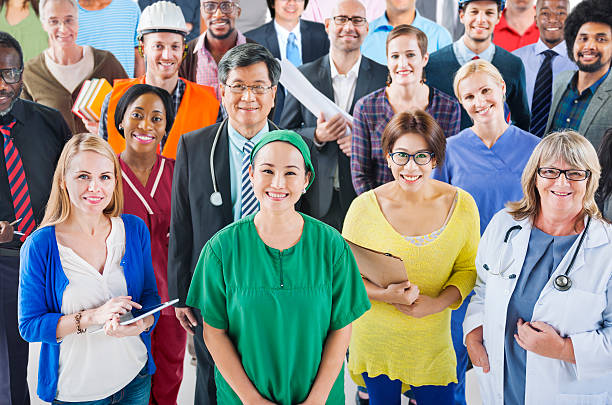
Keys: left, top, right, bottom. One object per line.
{"left": 52, "top": 364, "right": 150, "bottom": 405}
{"left": 362, "top": 373, "right": 455, "bottom": 405}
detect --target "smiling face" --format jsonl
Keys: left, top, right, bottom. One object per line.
{"left": 220, "top": 62, "right": 277, "bottom": 136}
{"left": 387, "top": 34, "right": 428, "bottom": 86}
{"left": 249, "top": 141, "right": 310, "bottom": 213}
{"left": 386, "top": 0, "right": 415, "bottom": 13}
{"left": 460, "top": 1, "right": 501, "bottom": 44}
{"left": 64, "top": 151, "right": 116, "bottom": 217}
{"left": 0, "top": 46, "right": 22, "bottom": 115}
{"left": 273, "top": 0, "right": 305, "bottom": 26}
{"left": 141, "top": 32, "right": 184, "bottom": 80}
{"left": 387, "top": 132, "right": 435, "bottom": 192}
{"left": 121, "top": 93, "right": 167, "bottom": 156}
{"left": 202, "top": 0, "right": 240, "bottom": 40}
{"left": 573, "top": 22, "right": 612, "bottom": 73}
{"left": 536, "top": 159, "right": 587, "bottom": 217}
{"left": 536, "top": 0, "right": 568, "bottom": 47}
{"left": 457, "top": 71, "right": 506, "bottom": 125}
{"left": 42, "top": 0, "right": 79, "bottom": 48}
{"left": 326, "top": 0, "right": 368, "bottom": 53}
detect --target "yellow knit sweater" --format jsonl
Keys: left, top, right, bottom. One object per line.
{"left": 342, "top": 188, "right": 479, "bottom": 389}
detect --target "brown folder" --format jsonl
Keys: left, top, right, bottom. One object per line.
{"left": 345, "top": 239, "right": 408, "bottom": 288}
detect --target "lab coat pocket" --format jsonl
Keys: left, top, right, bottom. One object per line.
{"left": 561, "top": 289, "right": 606, "bottom": 335}
{"left": 556, "top": 392, "right": 608, "bottom": 405}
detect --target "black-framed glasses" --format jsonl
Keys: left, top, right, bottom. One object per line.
{"left": 0, "top": 68, "right": 22, "bottom": 84}
{"left": 201, "top": 1, "right": 238, "bottom": 14}
{"left": 389, "top": 151, "right": 434, "bottom": 166}
{"left": 332, "top": 15, "right": 367, "bottom": 26}
{"left": 537, "top": 167, "right": 590, "bottom": 181}
{"left": 224, "top": 83, "right": 274, "bottom": 95}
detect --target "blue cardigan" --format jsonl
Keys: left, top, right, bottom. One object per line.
{"left": 18, "top": 214, "right": 161, "bottom": 402}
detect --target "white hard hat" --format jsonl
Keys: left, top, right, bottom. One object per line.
{"left": 137, "top": 1, "right": 189, "bottom": 39}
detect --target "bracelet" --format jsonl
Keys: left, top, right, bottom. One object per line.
{"left": 75, "top": 311, "right": 86, "bottom": 334}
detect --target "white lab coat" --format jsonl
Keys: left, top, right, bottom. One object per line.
{"left": 464, "top": 210, "right": 612, "bottom": 405}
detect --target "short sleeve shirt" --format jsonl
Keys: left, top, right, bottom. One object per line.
{"left": 187, "top": 214, "right": 370, "bottom": 405}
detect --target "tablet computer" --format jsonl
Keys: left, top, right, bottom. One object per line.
{"left": 90, "top": 298, "right": 179, "bottom": 333}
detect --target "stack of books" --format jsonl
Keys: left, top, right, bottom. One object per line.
{"left": 72, "top": 78, "right": 113, "bottom": 122}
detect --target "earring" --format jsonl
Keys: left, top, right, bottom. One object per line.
{"left": 119, "top": 124, "right": 123, "bottom": 130}
{"left": 302, "top": 187, "right": 307, "bottom": 194}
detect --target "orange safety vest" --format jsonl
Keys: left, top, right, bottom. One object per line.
{"left": 107, "top": 77, "right": 219, "bottom": 159}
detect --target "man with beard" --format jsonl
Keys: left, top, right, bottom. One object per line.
{"left": 279, "top": 0, "right": 387, "bottom": 231}
{"left": 513, "top": 0, "right": 576, "bottom": 138}
{"left": 0, "top": 32, "right": 70, "bottom": 405}
{"left": 545, "top": 0, "right": 612, "bottom": 148}
{"left": 180, "top": 0, "right": 257, "bottom": 100}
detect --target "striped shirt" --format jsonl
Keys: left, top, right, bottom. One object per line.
{"left": 76, "top": 0, "right": 140, "bottom": 77}
{"left": 351, "top": 86, "right": 461, "bottom": 195}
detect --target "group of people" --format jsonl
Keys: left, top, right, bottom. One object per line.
{"left": 1, "top": 0, "right": 612, "bottom": 404}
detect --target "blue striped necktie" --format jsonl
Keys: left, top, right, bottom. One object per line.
{"left": 530, "top": 49, "right": 556, "bottom": 138}
{"left": 286, "top": 32, "right": 302, "bottom": 67}
{"left": 241, "top": 140, "right": 259, "bottom": 217}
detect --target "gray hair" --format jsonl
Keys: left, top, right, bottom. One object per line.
{"left": 218, "top": 43, "right": 281, "bottom": 86}
{"left": 39, "top": 0, "right": 79, "bottom": 23}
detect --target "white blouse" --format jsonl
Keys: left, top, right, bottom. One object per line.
{"left": 55, "top": 217, "right": 147, "bottom": 402}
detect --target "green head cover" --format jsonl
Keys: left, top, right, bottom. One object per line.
{"left": 250, "top": 130, "right": 315, "bottom": 191}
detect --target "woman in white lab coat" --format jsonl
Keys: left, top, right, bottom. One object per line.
{"left": 464, "top": 130, "right": 612, "bottom": 405}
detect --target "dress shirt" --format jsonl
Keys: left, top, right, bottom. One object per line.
{"left": 493, "top": 8, "right": 540, "bottom": 52}
{"left": 361, "top": 10, "right": 452, "bottom": 65}
{"left": 193, "top": 30, "right": 248, "bottom": 100}
{"left": 512, "top": 39, "right": 577, "bottom": 109}
{"left": 550, "top": 69, "right": 611, "bottom": 132}
{"left": 453, "top": 38, "right": 496, "bottom": 65}
{"left": 227, "top": 122, "right": 269, "bottom": 221}
{"left": 302, "top": 0, "right": 385, "bottom": 22}
{"left": 274, "top": 20, "right": 302, "bottom": 62}
{"left": 0, "top": 99, "right": 71, "bottom": 251}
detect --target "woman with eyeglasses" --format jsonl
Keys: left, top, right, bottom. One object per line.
{"left": 342, "top": 111, "right": 478, "bottom": 405}
{"left": 465, "top": 130, "right": 612, "bottom": 404}
{"left": 351, "top": 24, "right": 461, "bottom": 195}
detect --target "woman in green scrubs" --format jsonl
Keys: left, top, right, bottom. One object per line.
{"left": 187, "top": 130, "right": 370, "bottom": 405}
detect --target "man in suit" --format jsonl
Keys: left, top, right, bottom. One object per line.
{"left": 545, "top": 0, "right": 612, "bottom": 148}
{"left": 169, "top": 43, "right": 314, "bottom": 405}
{"left": 245, "top": 0, "right": 330, "bottom": 122}
{"left": 280, "top": 0, "right": 387, "bottom": 231}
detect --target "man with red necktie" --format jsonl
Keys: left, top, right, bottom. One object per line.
{"left": 0, "top": 32, "right": 70, "bottom": 405}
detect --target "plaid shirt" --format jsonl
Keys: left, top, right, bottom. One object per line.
{"left": 551, "top": 69, "right": 611, "bottom": 132}
{"left": 351, "top": 87, "right": 461, "bottom": 195}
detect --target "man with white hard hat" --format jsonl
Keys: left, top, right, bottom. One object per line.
{"left": 96, "top": 1, "right": 220, "bottom": 159}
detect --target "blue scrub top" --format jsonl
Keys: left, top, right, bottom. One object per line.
{"left": 433, "top": 125, "right": 540, "bottom": 234}
{"left": 503, "top": 228, "right": 578, "bottom": 405}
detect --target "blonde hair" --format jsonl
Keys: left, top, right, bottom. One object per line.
{"left": 506, "top": 130, "right": 602, "bottom": 222}
{"left": 453, "top": 59, "right": 506, "bottom": 102}
{"left": 40, "top": 134, "right": 123, "bottom": 228}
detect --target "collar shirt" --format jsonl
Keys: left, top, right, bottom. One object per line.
{"left": 275, "top": 20, "right": 302, "bottom": 62}
{"left": 453, "top": 38, "right": 496, "bottom": 65}
{"left": 330, "top": 55, "right": 362, "bottom": 113}
{"left": 227, "top": 121, "right": 269, "bottom": 221}
{"left": 512, "top": 39, "right": 577, "bottom": 109}
{"left": 194, "top": 30, "right": 248, "bottom": 100}
{"left": 493, "top": 8, "right": 540, "bottom": 52}
{"left": 551, "top": 68, "right": 611, "bottom": 132}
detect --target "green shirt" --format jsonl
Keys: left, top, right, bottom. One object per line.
{"left": 0, "top": 4, "right": 48, "bottom": 63}
{"left": 187, "top": 214, "right": 370, "bottom": 405}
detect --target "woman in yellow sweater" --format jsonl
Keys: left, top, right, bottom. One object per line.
{"left": 343, "top": 111, "right": 479, "bottom": 405}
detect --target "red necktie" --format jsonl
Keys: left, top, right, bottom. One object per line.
{"left": 472, "top": 56, "right": 480, "bottom": 60}
{"left": 2, "top": 120, "right": 36, "bottom": 242}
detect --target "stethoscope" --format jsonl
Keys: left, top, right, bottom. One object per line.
{"left": 209, "top": 118, "right": 280, "bottom": 207}
{"left": 483, "top": 217, "right": 591, "bottom": 292}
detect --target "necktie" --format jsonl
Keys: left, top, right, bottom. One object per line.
{"left": 530, "top": 49, "right": 556, "bottom": 138}
{"left": 2, "top": 120, "right": 36, "bottom": 242}
{"left": 472, "top": 55, "right": 480, "bottom": 60}
{"left": 241, "top": 140, "right": 259, "bottom": 218}
{"left": 286, "top": 32, "right": 302, "bottom": 67}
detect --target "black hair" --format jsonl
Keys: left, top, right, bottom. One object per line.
{"left": 458, "top": 0, "right": 503, "bottom": 13}
{"left": 218, "top": 43, "right": 281, "bottom": 86}
{"left": 0, "top": 31, "right": 24, "bottom": 68}
{"left": 266, "top": 0, "right": 309, "bottom": 19}
{"left": 597, "top": 128, "right": 612, "bottom": 213}
{"left": 564, "top": 0, "right": 612, "bottom": 62}
{"left": 114, "top": 84, "right": 174, "bottom": 137}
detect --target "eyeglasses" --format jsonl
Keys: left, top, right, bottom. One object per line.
{"left": 537, "top": 167, "right": 590, "bottom": 181}
{"left": 224, "top": 83, "right": 274, "bottom": 95}
{"left": 0, "top": 68, "right": 22, "bottom": 84}
{"left": 332, "top": 15, "right": 367, "bottom": 27}
{"left": 46, "top": 17, "right": 77, "bottom": 27}
{"left": 201, "top": 1, "right": 239, "bottom": 14}
{"left": 389, "top": 151, "right": 434, "bottom": 166}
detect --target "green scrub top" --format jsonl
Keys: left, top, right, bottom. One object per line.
{"left": 187, "top": 213, "right": 370, "bottom": 405}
